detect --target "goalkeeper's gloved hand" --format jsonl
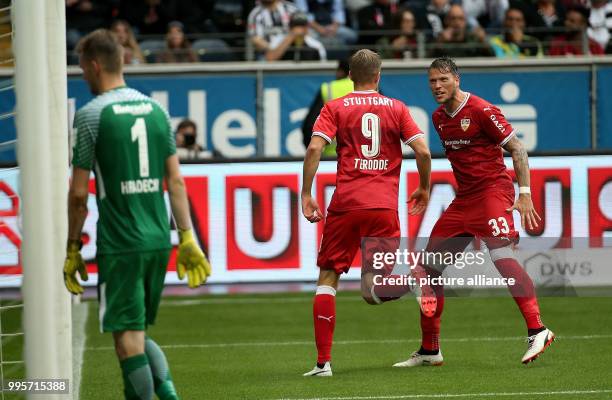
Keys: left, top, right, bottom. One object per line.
{"left": 63, "top": 240, "right": 88, "bottom": 295}
{"left": 177, "top": 229, "right": 211, "bottom": 288}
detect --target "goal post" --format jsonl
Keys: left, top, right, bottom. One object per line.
{"left": 13, "top": 0, "right": 72, "bottom": 397}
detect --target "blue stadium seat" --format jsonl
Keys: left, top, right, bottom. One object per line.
{"left": 192, "top": 38, "right": 236, "bottom": 62}
{"left": 139, "top": 40, "right": 166, "bottom": 63}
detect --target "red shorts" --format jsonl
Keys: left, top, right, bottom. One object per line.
{"left": 317, "top": 209, "right": 400, "bottom": 275}
{"left": 427, "top": 189, "right": 519, "bottom": 252}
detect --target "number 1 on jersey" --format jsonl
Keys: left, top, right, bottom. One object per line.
{"left": 361, "top": 113, "right": 380, "bottom": 158}
{"left": 131, "top": 117, "right": 149, "bottom": 178}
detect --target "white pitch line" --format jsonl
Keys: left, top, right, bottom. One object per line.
{"left": 271, "top": 389, "right": 612, "bottom": 400}
{"left": 85, "top": 334, "right": 612, "bottom": 352}
{"left": 72, "top": 302, "right": 89, "bottom": 400}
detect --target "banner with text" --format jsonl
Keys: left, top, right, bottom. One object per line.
{"left": 0, "top": 155, "right": 610, "bottom": 287}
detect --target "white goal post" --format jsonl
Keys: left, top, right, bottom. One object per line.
{"left": 13, "top": 0, "right": 72, "bottom": 398}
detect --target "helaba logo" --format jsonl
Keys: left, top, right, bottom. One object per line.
{"left": 496, "top": 82, "right": 537, "bottom": 151}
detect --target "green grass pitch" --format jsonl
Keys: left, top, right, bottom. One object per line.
{"left": 3, "top": 292, "right": 612, "bottom": 399}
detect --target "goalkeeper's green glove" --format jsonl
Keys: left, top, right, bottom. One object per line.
{"left": 63, "top": 240, "right": 88, "bottom": 295}
{"left": 177, "top": 229, "right": 211, "bottom": 288}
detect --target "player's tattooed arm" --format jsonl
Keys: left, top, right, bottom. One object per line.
{"left": 503, "top": 136, "right": 529, "bottom": 187}
{"left": 503, "top": 136, "right": 542, "bottom": 230}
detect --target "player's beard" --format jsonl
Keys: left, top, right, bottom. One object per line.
{"left": 443, "top": 86, "right": 457, "bottom": 105}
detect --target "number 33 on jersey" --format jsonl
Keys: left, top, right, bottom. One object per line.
{"left": 312, "top": 90, "right": 424, "bottom": 212}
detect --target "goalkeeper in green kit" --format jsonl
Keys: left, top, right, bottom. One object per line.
{"left": 63, "top": 29, "right": 210, "bottom": 400}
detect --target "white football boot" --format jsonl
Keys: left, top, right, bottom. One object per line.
{"left": 522, "top": 328, "right": 555, "bottom": 364}
{"left": 393, "top": 350, "right": 444, "bottom": 367}
{"left": 303, "top": 361, "right": 332, "bottom": 377}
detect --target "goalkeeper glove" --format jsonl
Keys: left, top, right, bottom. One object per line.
{"left": 177, "top": 229, "right": 211, "bottom": 288}
{"left": 63, "top": 240, "right": 88, "bottom": 295}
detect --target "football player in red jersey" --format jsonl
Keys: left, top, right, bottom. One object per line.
{"left": 394, "top": 57, "right": 555, "bottom": 368}
{"left": 301, "top": 49, "right": 433, "bottom": 376}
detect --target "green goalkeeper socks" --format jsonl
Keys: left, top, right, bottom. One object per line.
{"left": 145, "top": 336, "right": 180, "bottom": 400}
{"left": 119, "top": 353, "right": 154, "bottom": 400}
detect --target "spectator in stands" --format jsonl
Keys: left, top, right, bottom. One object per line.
{"left": 549, "top": 5, "right": 604, "bottom": 55}
{"left": 461, "top": 0, "right": 509, "bottom": 28}
{"left": 412, "top": 0, "right": 451, "bottom": 40}
{"left": 489, "top": 8, "right": 543, "bottom": 58}
{"left": 247, "top": 0, "right": 298, "bottom": 60}
{"left": 118, "top": 0, "right": 176, "bottom": 35}
{"left": 430, "top": 4, "right": 494, "bottom": 57}
{"left": 521, "top": 0, "right": 565, "bottom": 42}
{"left": 377, "top": 8, "right": 420, "bottom": 59}
{"left": 357, "top": 0, "right": 400, "bottom": 45}
{"left": 66, "top": 0, "right": 117, "bottom": 49}
{"left": 302, "top": 59, "right": 352, "bottom": 151}
{"left": 587, "top": 0, "right": 612, "bottom": 51}
{"left": 175, "top": 119, "right": 204, "bottom": 160}
{"left": 110, "top": 20, "right": 146, "bottom": 65}
{"left": 294, "top": 0, "right": 358, "bottom": 47}
{"left": 266, "top": 12, "right": 328, "bottom": 61}
{"left": 157, "top": 21, "right": 198, "bottom": 63}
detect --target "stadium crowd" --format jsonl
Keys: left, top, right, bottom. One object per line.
{"left": 66, "top": 0, "right": 612, "bottom": 63}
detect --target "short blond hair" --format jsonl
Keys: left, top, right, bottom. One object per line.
{"left": 76, "top": 29, "right": 123, "bottom": 73}
{"left": 349, "top": 49, "right": 381, "bottom": 85}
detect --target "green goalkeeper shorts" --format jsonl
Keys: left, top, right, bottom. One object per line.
{"left": 97, "top": 249, "right": 170, "bottom": 333}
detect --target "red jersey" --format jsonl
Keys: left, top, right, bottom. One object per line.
{"left": 313, "top": 90, "right": 423, "bottom": 212}
{"left": 432, "top": 93, "right": 515, "bottom": 197}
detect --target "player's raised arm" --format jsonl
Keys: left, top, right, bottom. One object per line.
{"left": 406, "top": 137, "right": 431, "bottom": 216}
{"left": 165, "top": 154, "right": 211, "bottom": 287}
{"left": 503, "top": 136, "right": 541, "bottom": 230}
{"left": 301, "top": 136, "right": 327, "bottom": 223}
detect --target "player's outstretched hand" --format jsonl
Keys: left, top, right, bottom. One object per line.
{"left": 408, "top": 187, "right": 430, "bottom": 215}
{"left": 63, "top": 240, "right": 88, "bottom": 295}
{"left": 177, "top": 229, "right": 212, "bottom": 288}
{"left": 506, "top": 194, "right": 542, "bottom": 230}
{"left": 301, "top": 194, "right": 323, "bottom": 223}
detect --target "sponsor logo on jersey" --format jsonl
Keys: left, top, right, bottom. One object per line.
{"left": 488, "top": 113, "right": 506, "bottom": 133}
{"left": 460, "top": 118, "right": 471, "bottom": 131}
{"left": 112, "top": 103, "right": 153, "bottom": 116}
{"left": 444, "top": 139, "right": 471, "bottom": 150}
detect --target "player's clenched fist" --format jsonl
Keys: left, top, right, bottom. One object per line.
{"left": 177, "top": 229, "right": 211, "bottom": 288}
{"left": 63, "top": 240, "right": 88, "bottom": 295}
{"left": 301, "top": 194, "right": 323, "bottom": 223}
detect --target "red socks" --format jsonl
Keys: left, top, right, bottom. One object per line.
{"left": 313, "top": 285, "right": 336, "bottom": 364}
{"left": 420, "top": 268, "right": 445, "bottom": 351}
{"left": 492, "top": 255, "right": 543, "bottom": 330}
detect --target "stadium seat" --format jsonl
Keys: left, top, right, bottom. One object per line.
{"left": 192, "top": 38, "right": 235, "bottom": 62}
{"left": 139, "top": 39, "right": 166, "bottom": 63}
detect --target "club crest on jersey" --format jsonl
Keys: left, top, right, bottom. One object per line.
{"left": 460, "top": 118, "right": 471, "bottom": 131}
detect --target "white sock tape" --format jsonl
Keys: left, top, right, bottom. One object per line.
{"left": 316, "top": 285, "right": 337, "bottom": 296}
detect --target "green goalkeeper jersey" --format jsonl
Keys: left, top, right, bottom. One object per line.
{"left": 72, "top": 86, "right": 176, "bottom": 255}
